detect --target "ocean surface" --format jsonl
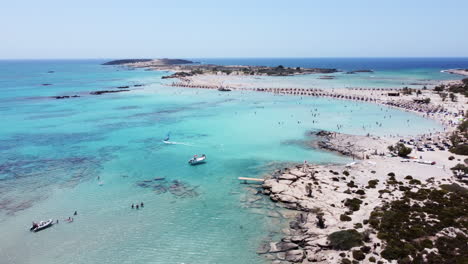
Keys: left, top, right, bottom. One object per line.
{"left": 0, "top": 58, "right": 463, "bottom": 264}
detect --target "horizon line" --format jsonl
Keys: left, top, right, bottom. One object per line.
{"left": 1, "top": 56, "right": 468, "bottom": 61}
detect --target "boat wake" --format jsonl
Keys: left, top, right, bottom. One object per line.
{"left": 162, "top": 140, "right": 194, "bottom": 146}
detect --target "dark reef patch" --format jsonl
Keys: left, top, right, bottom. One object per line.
{"left": 135, "top": 178, "right": 199, "bottom": 198}
{"left": 115, "top": 105, "right": 141, "bottom": 110}
{"left": 0, "top": 154, "right": 103, "bottom": 215}
{"left": 0, "top": 132, "right": 105, "bottom": 149}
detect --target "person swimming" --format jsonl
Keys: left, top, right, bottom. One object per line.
{"left": 131, "top": 204, "right": 134, "bottom": 209}
{"left": 140, "top": 202, "right": 144, "bottom": 207}
{"left": 136, "top": 204, "right": 139, "bottom": 209}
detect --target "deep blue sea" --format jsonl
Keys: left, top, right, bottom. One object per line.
{"left": 195, "top": 57, "right": 468, "bottom": 71}
{"left": 0, "top": 58, "right": 463, "bottom": 264}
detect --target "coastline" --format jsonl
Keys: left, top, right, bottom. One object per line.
{"left": 441, "top": 69, "right": 468, "bottom": 76}
{"left": 150, "top": 64, "right": 468, "bottom": 263}
{"left": 107, "top": 60, "right": 468, "bottom": 263}
{"left": 254, "top": 128, "right": 466, "bottom": 263}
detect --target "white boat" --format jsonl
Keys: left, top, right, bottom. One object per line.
{"left": 30, "top": 219, "right": 53, "bottom": 232}
{"left": 188, "top": 154, "right": 206, "bottom": 165}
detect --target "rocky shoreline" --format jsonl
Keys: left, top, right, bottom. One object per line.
{"left": 442, "top": 69, "right": 468, "bottom": 76}
{"left": 253, "top": 129, "right": 466, "bottom": 263}
{"left": 252, "top": 127, "right": 468, "bottom": 264}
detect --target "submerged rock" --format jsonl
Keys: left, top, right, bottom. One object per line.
{"left": 90, "top": 90, "right": 130, "bottom": 95}
{"left": 135, "top": 178, "right": 198, "bottom": 198}
{"left": 52, "top": 95, "right": 80, "bottom": 99}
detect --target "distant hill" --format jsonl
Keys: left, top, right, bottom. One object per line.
{"left": 102, "top": 59, "right": 152, "bottom": 65}
{"left": 102, "top": 58, "right": 194, "bottom": 66}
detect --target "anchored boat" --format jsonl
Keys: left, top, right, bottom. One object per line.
{"left": 30, "top": 219, "right": 54, "bottom": 232}
{"left": 188, "top": 154, "right": 206, "bottom": 165}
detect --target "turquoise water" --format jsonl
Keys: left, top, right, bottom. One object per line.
{"left": 0, "top": 60, "right": 444, "bottom": 264}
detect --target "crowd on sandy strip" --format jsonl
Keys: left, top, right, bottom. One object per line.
{"left": 168, "top": 77, "right": 466, "bottom": 129}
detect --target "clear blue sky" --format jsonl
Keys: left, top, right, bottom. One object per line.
{"left": 1, "top": 0, "right": 467, "bottom": 59}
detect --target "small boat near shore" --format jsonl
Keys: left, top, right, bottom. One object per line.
{"left": 30, "top": 219, "right": 54, "bottom": 232}
{"left": 188, "top": 154, "right": 206, "bottom": 165}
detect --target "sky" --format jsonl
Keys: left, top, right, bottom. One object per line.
{"left": 1, "top": 0, "right": 467, "bottom": 59}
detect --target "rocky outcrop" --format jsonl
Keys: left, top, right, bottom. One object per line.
{"left": 90, "top": 90, "right": 130, "bottom": 95}
{"left": 345, "top": 70, "right": 374, "bottom": 74}
{"left": 217, "top": 87, "right": 232, "bottom": 92}
{"left": 310, "top": 130, "right": 388, "bottom": 159}
{"left": 52, "top": 95, "right": 80, "bottom": 99}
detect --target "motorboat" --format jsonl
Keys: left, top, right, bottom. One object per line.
{"left": 188, "top": 154, "right": 206, "bottom": 165}
{"left": 30, "top": 219, "right": 53, "bottom": 232}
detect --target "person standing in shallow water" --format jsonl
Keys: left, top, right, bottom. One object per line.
{"left": 131, "top": 204, "right": 134, "bottom": 209}
{"left": 136, "top": 204, "right": 139, "bottom": 209}
{"left": 74, "top": 211, "right": 77, "bottom": 216}
{"left": 140, "top": 202, "right": 144, "bottom": 208}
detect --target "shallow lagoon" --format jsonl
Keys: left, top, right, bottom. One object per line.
{"left": 0, "top": 60, "right": 443, "bottom": 264}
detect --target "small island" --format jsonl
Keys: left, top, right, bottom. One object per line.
{"left": 103, "top": 59, "right": 339, "bottom": 78}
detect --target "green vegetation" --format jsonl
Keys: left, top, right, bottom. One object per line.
{"left": 449, "top": 93, "right": 458, "bottom": 102}
{"left": 445, "top": 78, "right": 468, "bottom": 97}
{"left": 355, "top": 189, "right": 366, "bottom": 195}
{"left": 190, "top": 69, "right": 203, "bottom": 75}
{"left": 449, "top": 128, "right": 468, "bottom": 155}
{"left": 408, "top": 179, "right": 421, "bottom": 185}
{"left": 396, "top": 143, "right": 412, "bottom": 157}
{"left": 450, "top": 163, "right": 468, "bottom": 179}
{"left": 368, "top": 185, "right": 468, "bottom": 262}
{"left": 328, "top": 229, "right": 364, "bottom": 250}
{"left": 347, "top": 180, "right": 358, "bottom": 188}
{"left": 439, "top": 92, "right": 448, "bottom": 101}
{"left": 367, "top": 179, "right": 379, "bottom": 188}
{"left": 360, "top": 246, "right": 371, "bottom": 253}
{"left": 401, "top": 87, "right": 413, "bottom": 95}
{"left": 341, "top": 258, "right": 352, "bottom": 264}
{"left": 449, "top": 144, "right": 468, "bottom": 155}
{"left": 434, "top": 85, "right": 445, "bottom": 92}
{"left": 340, "top": 214, "right": 352, "bottom": 221}
{"left": 388, "top": 143, "right": 412, "bottom": 157}
{"left": 344, "top": 198, "right": 363, "bottom": 212}
{"left": 352, "top": 250, "right": 365, "bottom": 261}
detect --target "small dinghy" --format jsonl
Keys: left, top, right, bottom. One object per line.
{"left": 30, "top": 219, "right": 53, "bottom": 232}
{"left": 188, "top": 154, "right": 206, "bottom": 165}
